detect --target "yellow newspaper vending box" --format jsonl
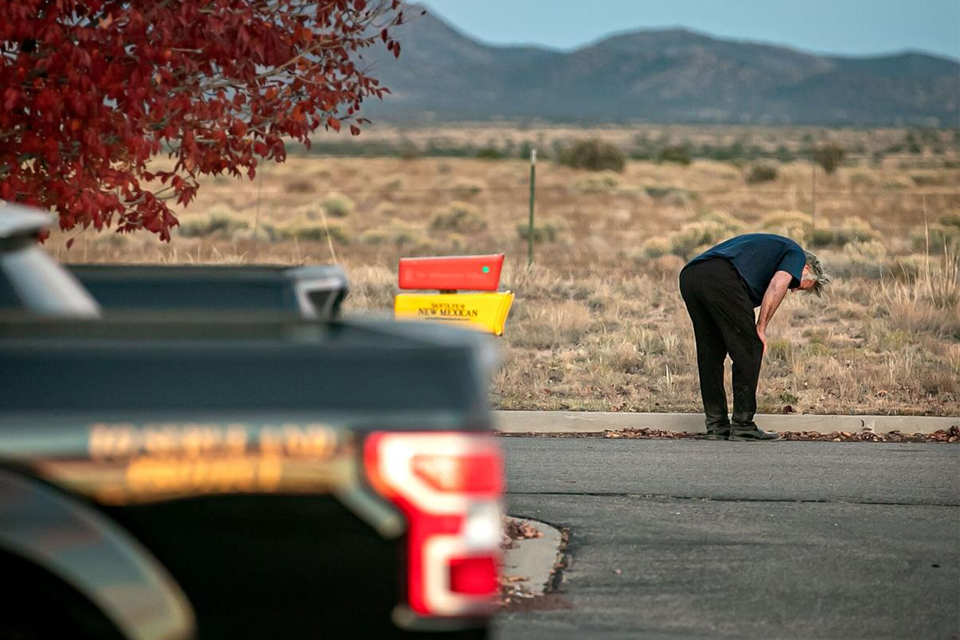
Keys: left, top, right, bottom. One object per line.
{"left": 393, "top": 254, "right": 514, "bottom": 336}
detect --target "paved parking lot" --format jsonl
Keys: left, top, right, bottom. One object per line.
{"left": 494, "top": 439, "right": 960, "bottom": 639}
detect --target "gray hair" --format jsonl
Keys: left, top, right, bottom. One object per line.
{"left": 803, "top": 250, "right": 831, "bottom": 298}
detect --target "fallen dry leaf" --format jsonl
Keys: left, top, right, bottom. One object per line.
{"left": 496, "top": 426, "right": 960, "bottom": 444}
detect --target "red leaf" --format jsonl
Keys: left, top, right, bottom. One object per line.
{"left": 327, "top": 115, "right": 341, "bottom": 132}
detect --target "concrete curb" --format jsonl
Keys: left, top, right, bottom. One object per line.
{"left": 502, "top": 517, "right": 564, "bottom": 596}
{"left": 494, "top": 410, "right": 959, "bottom": 435}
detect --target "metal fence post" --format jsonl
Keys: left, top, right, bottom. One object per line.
{"left": 528, "top": 148, "right": 536, "bottom": 269}
{"left": 811, "top": 160, "right": 817, "bottom": 231}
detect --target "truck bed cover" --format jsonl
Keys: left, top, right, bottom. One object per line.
{"left": 0, "top": 315, "right": 494, "bottom": 424}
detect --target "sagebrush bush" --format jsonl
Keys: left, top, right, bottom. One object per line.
{"left": 475, "top": 147, "right": 502, "bottom": 160}
{"left": 450, "top": 178, "right": 486, "bottom": 198}
{"left": 823, "top": 241, "right": 889, "bottom": 279}
{"left": 558, "top": 139, "right": 626, "bottom": 172}
{"left": 911, "top": 223, "right": 960, "bottom": 254}
{"left": 669, "top": 220, "right": 741, "bottom": 259}
{"left": 746, "top": 164, "right": 778, "bottom": 184}
{"left": 430, "top": 202, "right": 487, "bottom": 233}
{"left": 278, "top": 222, "right": 349, "bottom": 244}
{"left": 178, "top": 213, "right": 248, "bottom": 238}
{"left": 762, "top": 210, "right": 812, "bottom": 242}
{"left": 516, "top": 220, "right": 565, "bottom": 243}
{"left": 910, "top": 173, "right": 943, "bottom": 187}
{"left": 322, "top": 193, "right": 355, "bottom": 218}
{"left": 808, "top": 217, "right": 876, "bottom": 248}
{"left": 939, "top": 213, "right": 960, "bottom": 229}
{"left": 381, "top": 177, "right": 405, "bottom": 192}
{"left": 648, "top": 254, "right": 686, "bottom": 279}
{"left": 638, "top": 237, "right": 671, "bottom": 260}
{"left": 656, "top": 145, "right": 692, "bottom": 166}
{"left": 358, "top": 229, "right": 389, "bottom": 245}
{"left": 286, "top": 178, "right": 316, "bottom": 193}
{"left": 812, "top": 143, "right": 846, "bottom": 174}
{"left": 643, "top": 211, "right": 745, "bottom": 260}
{"left": 573, "top": 172, "right": 620, "bottom": 192}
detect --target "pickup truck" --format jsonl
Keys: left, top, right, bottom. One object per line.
{"left": 0, "top": 206, "right": 503, "bottom": 639}
{"left": 69, "top": 264, "right": 349, "bottom": 320}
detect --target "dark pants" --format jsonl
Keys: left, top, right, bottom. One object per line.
{"left": 679, "top": 258, "right": 763, "bottom": 428}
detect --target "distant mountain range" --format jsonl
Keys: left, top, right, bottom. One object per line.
{"left": 359, "top": 8, "right": 960, "bottom": 126}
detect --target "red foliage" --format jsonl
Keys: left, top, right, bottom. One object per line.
{"left": 0, "top": 0, "right": 405, "bottom": 240}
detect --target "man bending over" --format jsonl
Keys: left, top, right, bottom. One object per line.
{"left": 679, "top": 233, "right": 830, "bottom": 441}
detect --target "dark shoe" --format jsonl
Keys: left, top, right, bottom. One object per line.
{"left": 701, "top": 408, "right": 730, "bottom": 440}
{"left": 729, "top": 423, "right": 781, "bottom": 441}
{"left": 700, "top": 426, "right": 730, "bottom": 440}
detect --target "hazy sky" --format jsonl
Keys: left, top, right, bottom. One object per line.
{"left": 419, "top": 0, "right": 960, "bottom": 60}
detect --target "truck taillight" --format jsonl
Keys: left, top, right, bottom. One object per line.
{"left": 364, "top": 432, "right": 503, "bottom": 618}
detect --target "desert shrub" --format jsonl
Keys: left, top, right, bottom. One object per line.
{"left": 178, "top": 213, "right": 248, "bottom": 238}
{"left": 510, "top": 300, "right": 594, "bottom": 350}
{"left": 638, "top": 237, "right": 671, "bottom": 260}
{"left": 573, "top": 172, "right": 620, "bottom": 192}
{"left": 890, "top": 255, "right": 928, "bottom": 281}
{"left": 647, "top": 254, "right": 686, "bottom": 279}
{"left": 812, "top": 143, "right": 846, "bottom": 174}
{"left": 322, "top": 193, "right": 355, "bottom": 218}
{"left": 644, "top": 187, "right": 693, "bottom": 209}
{"left": 430, "top": 202, "right": 487, "bottom": 233}
{"left": 558, "top": 139, "right": 626, "bottom": 172}
{"left": 475, "top": 147, "right": 502, "bottom": 160}
{"left": 824, "top": 241, "right": 889, "bottom": 279}
{"left": 399, "top": 140, "right": 420, "bottom": 160}
{"left": 656, "top": 145, "right": 692, "bottom": 166}
{"left": 286, "top": 178, "right": 316, "bottom": 193}
{"left": 645, "top": 187, "right": 676, "bottom": 199}
{"left": 807, "top": 217, "right": 876, "bottom": 248}
{"left": 279, "top": 222, "right": 349, "bottom": 244}
{"left": 381, "top": 223, "right": 429, "bottom": 250}
{"left": 746, "top": 164, "right": 778, "bottom": 184}
{"left": 761, "top": 210, "right": 812, "bottom": 242}
{"left": 767, "top": 338, "right": 793, "bottom": 363}
{"left": 381, "top": 177, "right": 405, "bottom": 192}
{"left": 699, "top": 210, "right": 744, "bottom": 229}
{"left": 847, "top": 170, "right": 879, "bottom": 189}
{"left": 910, "top": 223, "right": 960, "bottom": 254}
{"left": 232, "top": 224, "right": 281, "bottom": 243}
{"left": 910, "top": 173, "right": 943, "bottom": 186}
{"left": 939, "top": 213, "right": 960, "bottom": 229}
{"left": 762, "top": 211, "right": 813, "bottom": 229}
{"left": 451, "top": 178, "right": 486, "bottom": 198}
{"left": 358, "top": 229, "right": 389, "bottom": 245}
{"left": 807, "top": 228, "right": 834, "bottom": 247}
{"left": 668, "top": 214, "right": 743, "bottom": 259}
{"left": 516, "top": 220, "right": 566, "bottom": 243}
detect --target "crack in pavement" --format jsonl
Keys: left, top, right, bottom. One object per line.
{"left": 507, "top": 491, "right": 960, "bottom": 508}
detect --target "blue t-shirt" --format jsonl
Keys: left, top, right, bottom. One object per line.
{"left": 685, "top": 233, "right": 806, "bottom": 307}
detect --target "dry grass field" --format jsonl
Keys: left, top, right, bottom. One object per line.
{"left": 50, "top": 125, "right": 960, "bottom": 417}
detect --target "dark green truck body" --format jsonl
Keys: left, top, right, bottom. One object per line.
{"left": 0, "top": 207, "right": 498, "bottom": 640}
{"left": 68, "top": 264, "right": 350, "bottom": 320}
{"left": 0, "top": 316, "right": 495, "bottom": 640}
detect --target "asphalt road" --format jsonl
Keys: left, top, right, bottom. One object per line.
{"left": 493, "top": 438, "right": 960, "bottom": 640}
